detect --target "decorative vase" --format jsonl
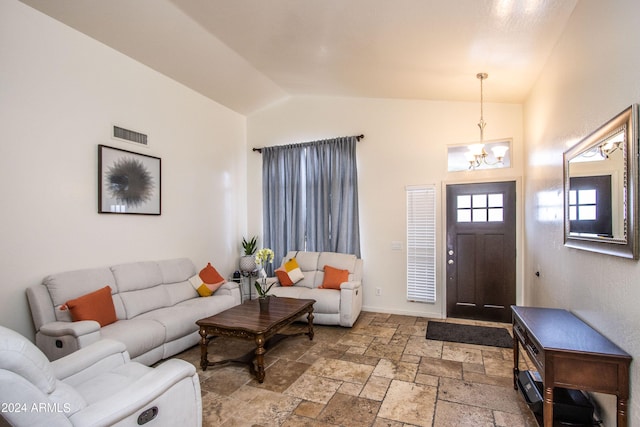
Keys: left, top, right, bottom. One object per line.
{"left": 239, "top": 255, "right": 256, "bottom": 273}
{"left": 258, "top": 296, "right": 270, "bottom": 312}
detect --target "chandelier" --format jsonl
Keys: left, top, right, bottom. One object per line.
{"left": 467, "top": 73, "right": 509, "bottom": 169}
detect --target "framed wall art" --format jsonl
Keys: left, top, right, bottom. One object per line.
{"left": 98, "top": 144, "right": 161, "bottom": 215}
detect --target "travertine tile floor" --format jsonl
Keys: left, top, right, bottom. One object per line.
{"left": 172, "top": 311, "right": 539, "bottom": 426}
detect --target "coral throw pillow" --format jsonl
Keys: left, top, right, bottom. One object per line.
{"left": 190, "top": 262, "right": 225, "bottom": 297}
{"left": 320, "top": 265, "right": 350, "bottom": 289}
{"left": 275, "top": 267, "right": 294, "bottom": 286}
{"left": 275, "top": 257, "right": 304, "bottom": 286}
{"left": 62, "top": 285, "right": 117, "bottom": 327}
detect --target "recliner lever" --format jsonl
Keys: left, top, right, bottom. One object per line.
{"left": 137, "top": 406, "right": 158, "bottom": 425}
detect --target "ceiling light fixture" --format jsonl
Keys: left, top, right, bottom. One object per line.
{"left": 598, "top": 137, "right": 622, "bottom": 159}
{"left": 467, "top": 73, "right": 509, "bottom": 169}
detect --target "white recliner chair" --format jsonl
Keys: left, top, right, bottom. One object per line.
{"left": 0, "top": 326, "right": 202, "bottom": 427}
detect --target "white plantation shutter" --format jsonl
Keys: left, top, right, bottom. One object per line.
{"left": 406, "top": 185, "right": 436, "bottom": 303}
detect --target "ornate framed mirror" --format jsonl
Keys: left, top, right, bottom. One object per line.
{"left": 563, "top": 104, "right": 639, "bottom": 259}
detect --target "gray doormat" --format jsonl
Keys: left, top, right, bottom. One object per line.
{"left": 426, "top": 321, "right": 513, "bottom": 348}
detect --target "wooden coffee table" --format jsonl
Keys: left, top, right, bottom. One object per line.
{"left": 196, "top": 297, "right": 315, "bottom": 383}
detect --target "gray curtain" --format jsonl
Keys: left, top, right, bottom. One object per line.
{"left": 262, "top": 136, "right": 360, "bottom": 269}
{"left": 262, "top": 143, "right": 306, "bottom": 271}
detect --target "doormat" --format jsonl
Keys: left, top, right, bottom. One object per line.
{"left": 426, "top": 321, "right": 513, "bottom": 348}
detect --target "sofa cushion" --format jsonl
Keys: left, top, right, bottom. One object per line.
{"left": 270, "top": 287, "right": 340, "bottom": 314}
{"left": 157, "top": 258, "right": 200, "bottom": 305}
{"left": 174, "top": 294, "right": 238, "bottom": 322}
{"left": 164, "top": 281, "right": 198, "bottom": 306}
{"left": 119, "top": 285, "right": 171, "bottom": 319}
{"left": 318, "top": 252, "right": 357, "bottom": 273}
{"left": 43, "top": 267, "right": 116, "bottom": 311}
{"left": 100, "top": 319, "right": 166, "bottom": 360}
{"left": 303, "top": 288, "right": 341, "bottom": 314}
{"left": 62, "top": 286, "right": 117, "bottom": 327}
{"left": 137, "top": 307, "right": 200, "bottom": 342}
{"left": 138, "top": 292, "right": 237, "bottom": 342}
{"left": 269, "top": 286, "right": 305, "bottom": 299}
{"left": 74, "top": 362, "right": 150, "bottom": 406}
{"left": 319, "top": 266, "right": 349, "bottom": 289}
{"left": 286, "top": 251, "right": 320, "bottom": 271}
{"left": 157, "top": 258, "right": 196, "bottom": 283}
{"left": 111, "top": 261, "right": 163, "bottom": 292}
{"left": 295, "top": 271, "right": 318, "bottom": 289}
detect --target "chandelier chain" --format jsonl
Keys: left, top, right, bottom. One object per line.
{"left": 477, "top": 72, "right": 488, "bottom": 142}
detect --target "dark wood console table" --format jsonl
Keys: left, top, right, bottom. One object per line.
{"left": 512, "top": 306, "right": 631, "bottom": 427}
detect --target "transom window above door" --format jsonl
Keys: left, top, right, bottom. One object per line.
{"left": 456, "top": 193, "right": 504, "bottom": 223}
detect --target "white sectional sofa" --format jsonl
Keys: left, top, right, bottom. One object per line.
{"left": 268, "top": 251, "right": 363, "bottom": 327}
{"left": 27, "top": 258, "right": 241, "bottom": 365}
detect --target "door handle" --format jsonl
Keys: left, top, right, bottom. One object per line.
{"left": 448, "top": 259, "right": 454, "bottom": 265}
{"left": 448, "top": 250, "right": 454, "bottom": 256}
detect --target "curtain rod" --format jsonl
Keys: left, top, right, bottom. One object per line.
{"left": 252, "top": 134, "right": 364, "bottom": 153}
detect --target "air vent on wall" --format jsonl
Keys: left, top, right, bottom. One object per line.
{"left": 113, "top": 125, "right": 148, "bottom": 146}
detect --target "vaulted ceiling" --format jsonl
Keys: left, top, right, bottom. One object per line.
{"left": 20, "top": 0, "right": 578, "bottom": 115}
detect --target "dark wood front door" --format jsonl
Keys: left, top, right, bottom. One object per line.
{"left": 446, "top": 181, "right": 516, "bottom": 323}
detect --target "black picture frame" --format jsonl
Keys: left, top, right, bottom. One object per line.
{"left": 98, "top": 144, "right": 161, "bottom": 215}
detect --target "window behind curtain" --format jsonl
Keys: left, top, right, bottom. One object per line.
{"left": 406, "top": 185, "right": 436, "bottom": 303}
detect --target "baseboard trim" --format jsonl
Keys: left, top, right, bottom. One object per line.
{"left": 361, "top": 305, "right": 445, "bottom": 319}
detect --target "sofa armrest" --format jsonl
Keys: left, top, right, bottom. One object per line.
{"left": 215, "top": 281, "right": 241, "bottom": 305}
{"left": 52, "top": 339, "right": 129, "bottom": 382}
{"left": 39, "top": 320, "right": 100, "bottom": 337}
{"left": 339, "top": 280, "right": 361, "bottom": 291}
{"left": 36, "top": 321, "right": 102, "bottom": 361}
{"left": 339, "top": 281, "right": 363, "bottom": 327}
{"left": 219, "top": 281, "right": 238, "bottom": 291}
{"left": 68, "top": 360, "right": 200, "bottom": 427}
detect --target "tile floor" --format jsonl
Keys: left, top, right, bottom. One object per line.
{"left": 172, "top": 311, "right": 539, "bottom": 426}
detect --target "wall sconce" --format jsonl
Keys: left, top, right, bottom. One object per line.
{"left": 466, "top": 73, "right": 509, "bottom": 170}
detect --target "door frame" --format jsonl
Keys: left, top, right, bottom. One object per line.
{"left": 440, "top": 176, "right": 524, "bottom": 320}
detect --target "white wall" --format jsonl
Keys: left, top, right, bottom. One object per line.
{"left": 247, "top": 95, "right": 523, "bottom": 319}
{"left": 0, "top": 0, "right": 247, "bottom": 339}
{"left": 524, "top": 0, "right": 640, "bottom": 424}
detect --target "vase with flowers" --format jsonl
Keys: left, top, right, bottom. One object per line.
{"left": 254, "top": 248, "right": 275, "bottom": 311}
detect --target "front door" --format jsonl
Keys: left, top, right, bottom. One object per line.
{"left": 446, "top": 181, "right": 516, "bottom": 323}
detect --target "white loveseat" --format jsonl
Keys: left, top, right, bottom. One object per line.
{"left": 27, "top": 258, "right": 241, "bottom": 365}
{"left": 0, "top": 325, "right": 202, "bottom": 427}
{"left": 268, "top": 251, "right": 363, "bottom": 327}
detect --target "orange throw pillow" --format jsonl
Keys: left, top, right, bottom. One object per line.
{"left": 320, "top": 265, "right": 349, "bottom": 289}
{"left": 190, "top": 263, "right": 226, "bottom": 296}
{"left": 275, "top": 267, "right": 294, "bottom": 286}
{"left": 63, "top": 285, "right": 117, "bottom": 327}
{"left": 200, "top": 263, "right": 225, "bottom": 286}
